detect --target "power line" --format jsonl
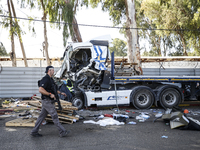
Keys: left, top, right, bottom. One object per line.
{"left": 15, "top": 8, "right": 62, "bottom": 37}
{"left": 1, "top": 15, "right": 200, "bottom": 31}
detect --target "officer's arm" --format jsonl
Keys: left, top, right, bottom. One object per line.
{"left": 39, "top": 87, "right": 55, "bottom": 99}
{"left": 39, "top": 87, "right": 49, "bottom": 95}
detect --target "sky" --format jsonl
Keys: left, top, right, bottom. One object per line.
{"left": 0, "top": 1, "right": 127, "bottom": 58}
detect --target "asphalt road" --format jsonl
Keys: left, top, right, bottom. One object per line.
{"left": 0, "top": 106, "right": 200, "bottom": 150}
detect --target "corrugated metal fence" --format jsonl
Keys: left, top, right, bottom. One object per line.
{"left": 0, "top": 67, "right": 200, "bottom": 98}
{"left": 0, "top": 67, "right": 59, "bottom": 98}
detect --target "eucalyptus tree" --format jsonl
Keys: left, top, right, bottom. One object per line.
{"left": 7, "top": 0, "right": 16, "bottom": 66}
{"left": 20, "top": 0, "right": 53, "bottom": 65}
{"left": 137, "top": 5, "right": 174, "bottom": 57}
{"left": 0, "top": 0, "right": 28, "bottom": 66}
{"left": 21, "top": 0, "right": 61, "bottom": 65}
{"left": 90, "top": 0, "right": 142, "bottom": 74}
{"left": 20, "top": 0, "right": 56, "bottom": 65}
{"left": 141, "top": 0, "right": 200, "bottom": 56}
{"left": 10, "top": 0, "right": 28, "bottom": 67}
{"left": 48, "top": 0, "right": 88, "bottom": 45}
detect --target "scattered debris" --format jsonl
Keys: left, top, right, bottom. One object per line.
{"left": 1, "top": 96, "right": 79, "bottom": 127}
{"left": 1, "top": 97, "right": 200, "bottom": 132}
{"left": 6, "top": 118, "right": 37, "bottom": 127}
{"left": 161, "top": 135, "right": 168, "bottom": 138}
{"left": 0, "top": 115, "right": 12, "bottom": 118}
{"left": 84, "top": 118, "right": 125, "bottom": 126}
{"left": 3, "top": 100, "right": 11, "bottom": 105}
{"left": 128, "top": 121, "right": 137, "bottom": 125}
{"left": 0, "top": 109, "right": 13, "bottom": 115}
{"left": 155, "top": 107, "right": 200, "bottom": 131}
{"left": 155, "top": 112, "right": 163, "bottom": 118}
{"left": 135, "top": 112, "right": 150, "bottom": 122}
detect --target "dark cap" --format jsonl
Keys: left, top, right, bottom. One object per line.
{"left": 45, "top": 66, "right": 54, "bottom": 73}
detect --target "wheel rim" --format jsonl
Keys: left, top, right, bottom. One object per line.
{"left": 136, "top": 93, "right": 149, "bottom": 106}
{"left": 133, "top": 88, "right": 154, "bottom": 109}
{"left": 76, "top": 101, "right": 81, "bottom": 106}
{"left": 73, "top": 98, "right": 83, "bottom": 108}
{"left": 162, "top": 91, "right": 177, "bottom": 105}
{"left": 159, "top": 87, "right": 181, "bottom": 108}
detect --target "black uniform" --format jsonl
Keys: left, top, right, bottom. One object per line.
{"left": 40, "top": 74, "right": 56, "bottom": 100}
{"left": 31, "top": 74, "right": 67, "bottom": 136}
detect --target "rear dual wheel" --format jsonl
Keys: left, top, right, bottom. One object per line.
{"left": 159, "top": 88, "right": 181, "bottom": 109}
{"left": 131, "top": 87, "right": 154, "bottom": 109}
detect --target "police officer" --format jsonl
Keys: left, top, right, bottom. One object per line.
{"left": 31, "top": 66, "right": 70, "bottom": 137}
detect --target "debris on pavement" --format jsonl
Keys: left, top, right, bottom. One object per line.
{"left": 127, "top": 121, "right": 137, "bottom": 125}
{"left": 83, "top": 118, "right": 125, "bottom": 126}
{"left": 1, "top": 97, "right": 200, "bottom": 131}
{"left": 155, "top": 107, "right": 200, "bottom": 131}
{"left": 155, "top": 112, "right": 163, "bottom": 118}
{"left": 161, "top": 135, "right": 168, "bottom": 138}
{"left": 6, "top": 118, "right": 37, "bottom": 127}
{"left": 1, "top": 96, "right": 79, "bottom": 127}
{"left": 135, "top": 112, "right": 150, "bottom": 122}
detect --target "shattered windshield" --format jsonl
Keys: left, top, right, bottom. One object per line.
{"left": 69, "top": 48, "right": 92, "bottom": 73}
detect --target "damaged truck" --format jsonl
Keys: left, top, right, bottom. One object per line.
{"left": 55, "top": 39, "right": 200, "bottom": 110}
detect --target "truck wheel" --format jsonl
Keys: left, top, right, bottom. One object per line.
{"left": 131, "top": 88, "right": 154, "bottom": 109}
{"left": 159, "top": 88, "right": 180, "bottom": 109}
{"left": 72, "top": 97, "right": 83, "bottom": 110}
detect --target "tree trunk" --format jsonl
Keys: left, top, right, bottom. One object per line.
{"left": 72, "top": 16, "right": 82, "bottom": 42}
{"left": 180, "top": 34, "right": 188, "bottom": 56}
{"left": 67, "top": 0, "right": 82, "bottom": 42}
{"left": 163, "top": 38, "right": 167, "bottom": 56}
{"left": 7, "top": 0, "right": 16, "bottom": 67}
{"left": 41, "top": 0, "right": 51, "bottom": 66}
{"left": 125, "top": 0, "right": 142, "bottom": 75}
{"left": 10, "top": 0, "right": 28, "bottom": 67}
{"left": 157, "top": 37, "right": 161, "bottom": 56}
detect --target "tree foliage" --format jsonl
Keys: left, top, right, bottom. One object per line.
{"left": 0, "top": 0, "right": 28, "bottom": 66}
{"left": 47, "top": 0, "right": 88, "bottom": 44}
{"left": 141, "top": 0, "right": 200, "bottom": 56}
{"left": 90, "top": 0, "right": 126, "bottom": 26}
{"left": 0, "top": 42, "right": 9, "bottom": 56}
{"left": 90, "top": 0, "right": 200, "bottom": 57}
{"left": 109, "top": 38, "right": 127, "bottom": 57}
{"left": 21, "top": 0, "right": 87, "bottom": 46}
{"left": 47, "top": 0, "right": 74, "bottom": 46}
{"left": 0, "top": 1, "right": 25, "bottom": 40}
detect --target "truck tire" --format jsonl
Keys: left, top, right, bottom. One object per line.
{"left": 72, "top": 97, "right": 83, "bottom": 110}
{"left": 159, "top": 87, "right": 181, "bottom": 109}
{"left": 131, "top": 86, "right": 154, "bottom": 109}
